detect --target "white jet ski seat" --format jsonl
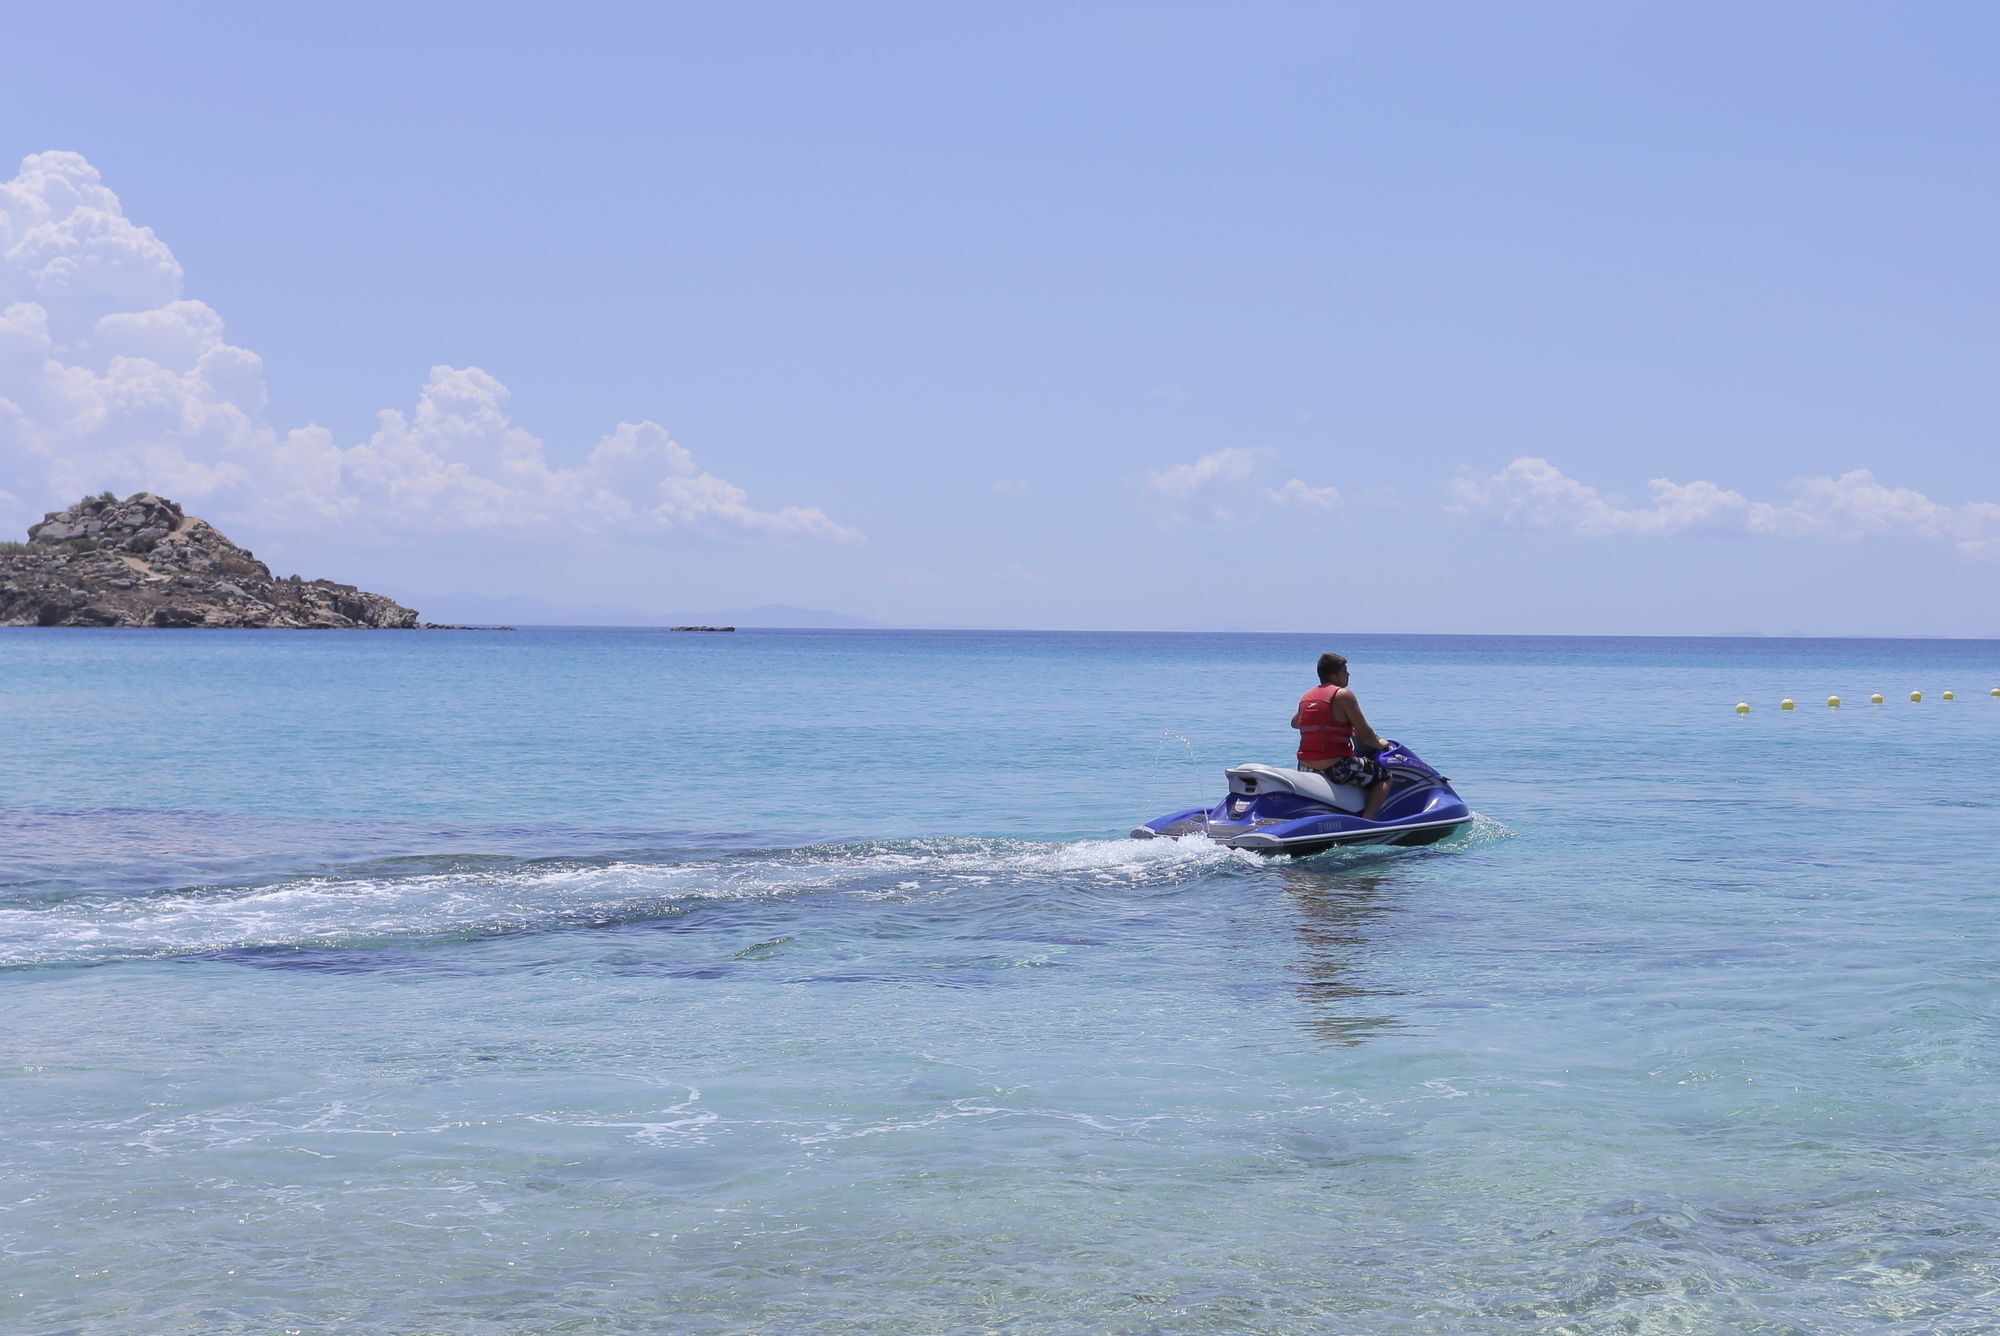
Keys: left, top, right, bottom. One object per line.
{"left": 1224, "top": 764, "right": 1367, "bottom": 815}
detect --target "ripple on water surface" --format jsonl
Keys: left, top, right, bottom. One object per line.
{"left": 6, "top": 628, "right": 2000, "bottom": 1333}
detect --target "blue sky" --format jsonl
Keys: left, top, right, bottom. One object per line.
{"left": 2, "top": 2, "right": 1996, "bottom": 633}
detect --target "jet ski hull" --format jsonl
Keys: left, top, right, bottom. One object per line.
{"left": 1131, "top": 742, "right": 1473, "bottom": 858}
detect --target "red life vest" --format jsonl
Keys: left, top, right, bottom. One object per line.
{"left": 1295, "top": 684, "right": 1356, "bottom": 763}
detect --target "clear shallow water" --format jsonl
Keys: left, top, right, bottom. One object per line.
{"left": 3, "top": 628, "right": 1999, "bottom": 1334}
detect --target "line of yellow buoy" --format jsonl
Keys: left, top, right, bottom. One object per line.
{"left": 1736, "top": 688, "right": 1999, "bottom": 713}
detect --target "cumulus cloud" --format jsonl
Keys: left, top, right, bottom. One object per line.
{"left": 1144, "top": 447, "right": 1272, "bottom": 500}
{"left": 1143, "top": 446, "right": 1343, "bottom": 526}
{"left": 0, "top": 151, "right": 859, "bottom": 543}
{"left": 1449, "top": 457, "right": 2000, "bottom": 558}
{"left": 1444, "top": 458, "right": 1750, "bottom": 538}
{"left": 1264, "top": 477, "right": 1343, "bottom": 512}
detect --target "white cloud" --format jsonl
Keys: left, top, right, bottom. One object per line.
{"left": 1143, "top": 446, "right": 1344, "bottom": 528}
{"left": 1449, "top": 457, "right": 2000, "bottom": 558}
{"left": 1445, "top": 457, "right": 1749, "bottom": 537}
{"left": 1745, "top": 471, "right": 2000, "bottom": 555}
{"left": 1144, "top": 446, "right": 1272, "bottom": 500}
{"left": 0, "top": 151, "right": 859, "bottom": 543}
{"left": 1264, "top": 478, "right": 1343, "bottom": 512}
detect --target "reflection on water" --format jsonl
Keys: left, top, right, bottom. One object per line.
{"left": 1273, "top": 862, "right": 1408, "bottom": 1048}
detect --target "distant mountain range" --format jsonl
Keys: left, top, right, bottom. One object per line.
{"left": 394, "top": 591, "right": 883, "bottom": 628}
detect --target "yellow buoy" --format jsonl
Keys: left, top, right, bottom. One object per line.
{"left": 1735, "top": 701, "right": 1750, "bottom": 714}
{"left": 1827, "top": 696, "right": 1840, "bottom": 708}
{"left": 1870, "top": 693, "right": 1884, "bottom": 704}
{"left": 1911, "top": 691, "right": 1922, "bottom": 702}
{"left": 1943, "top": 690, "right": 1955, "bottom": 701}
{"left": 1991, "top": 688, "right": 1999, "bottom": 697}
{"left": 1780, "top": 698, "right": 1795, "bottom": 711}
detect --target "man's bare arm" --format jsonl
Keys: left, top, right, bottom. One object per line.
{"left": 1338, "top": 691, "right": 1387, "bottom": 752}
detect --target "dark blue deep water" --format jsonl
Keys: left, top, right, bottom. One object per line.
{"left": 4, "top": 628, "right": 1998, "bottom": 1333}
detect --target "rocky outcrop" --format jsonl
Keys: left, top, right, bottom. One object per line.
{"left": 0, "top": 493, "right": 421, "bottom": 629}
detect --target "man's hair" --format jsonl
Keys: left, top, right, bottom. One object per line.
{"left": 1316, "top": 653, "right": 1348, "bottom": 684}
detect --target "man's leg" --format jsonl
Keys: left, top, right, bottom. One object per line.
{"left": 1361, "top": 776, "right": 1390, "bottom": 821}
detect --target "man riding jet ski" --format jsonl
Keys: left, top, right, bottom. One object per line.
{"left": 1132, "top": 652, "right": 1472, "bottom": 856}
{"left": 1291, "top": 650, "right": 1392, "bottom": 816}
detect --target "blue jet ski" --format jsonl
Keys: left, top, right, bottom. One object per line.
{"left": 1131, "top": 740, "right": 1471, "bottom": 856}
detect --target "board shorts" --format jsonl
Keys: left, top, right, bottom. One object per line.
{"left": 1305, "top": 755, "right": 1387, "bottom": 788}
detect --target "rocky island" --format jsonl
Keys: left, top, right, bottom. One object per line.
{"left": 0, "top": 493, "right": 422, "bottom": 629}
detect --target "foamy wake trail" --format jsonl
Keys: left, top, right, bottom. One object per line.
{"left": 0, "top": 835, "right": 1247, "bottom": 968}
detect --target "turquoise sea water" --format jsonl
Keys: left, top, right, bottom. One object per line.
{"left": 4, "top": 628, "right": 1999, "bottom": 1334}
